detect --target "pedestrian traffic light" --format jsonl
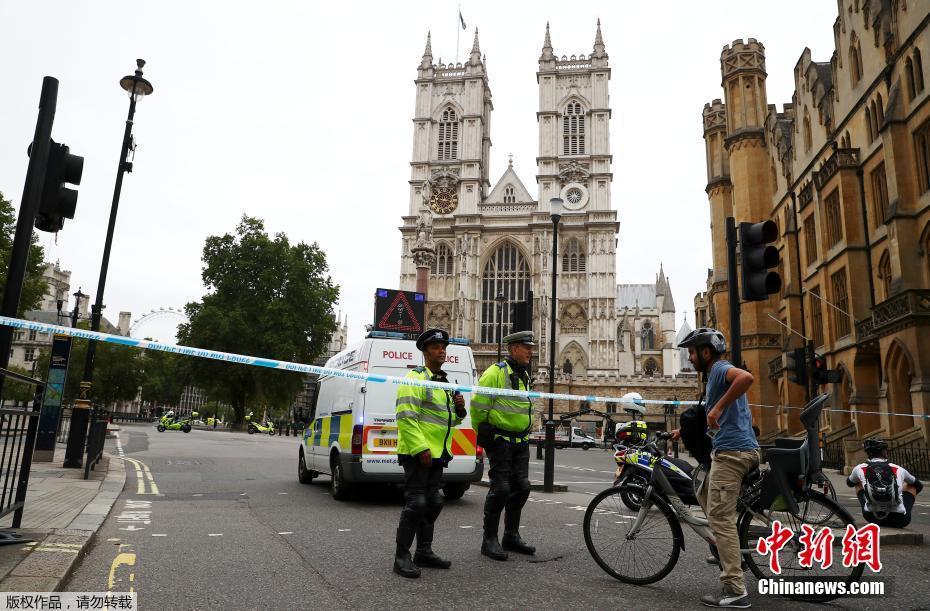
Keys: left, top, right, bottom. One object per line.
{"left": 811, "top": 353, "right": 842, "bottom": 385}
{"left": 738, "top": 220, "right": 782, "bottom": 301}
{"left": 786, "top": 346, "right": 808, "bottom": 387}
{"left": 34, "top": 140, "right": 83, "bottom": 232}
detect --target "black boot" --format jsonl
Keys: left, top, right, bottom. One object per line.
{"left": 481, "top": 532, "right": 508, "bottom": 561}
{"left": 414, "top": 522, "right": 451, "bottom": 569}
{"left": 502, "top": 507, "right": 535, "bottom": 555}
{"left": 393, "top": 526, "right": 420, "bottom": 578}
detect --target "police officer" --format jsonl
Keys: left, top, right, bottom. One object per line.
{"left": 393, "top": 328, "right": 467, "bottom": 578}
{"left": 471, "top": 330, "right": 537, "bottom": 561}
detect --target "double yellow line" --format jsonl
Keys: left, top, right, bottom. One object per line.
{"left": 123, "top": 457, "right": 159, "bottom": 495}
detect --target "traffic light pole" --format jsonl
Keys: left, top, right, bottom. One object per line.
{"left": 0, "top": 78, "right": 57, "bottom": 397}
{"left": 725, "top": 217, "right": 742, "bottom": 367}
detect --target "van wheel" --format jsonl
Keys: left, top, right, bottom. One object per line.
{"left": 442, "top": 483, "right": 469, "bottom": 501}
{"left": 330, "top": 455, "right": 353, "bottom": 501}
{"left": 581, "top": 443, "right": 591, "bottom": 451}
{"left": 298, "top": 449, "right": 317, "bottom": 484}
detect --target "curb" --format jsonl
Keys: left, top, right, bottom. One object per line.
{"left": 1, "top": 453, "right": 126, "bottom": 592}
{"left": 877, "top": 529, "right": 924, "bottom": 546}
{"left": 472, "top": 479, "right": 569, "bottom": 493}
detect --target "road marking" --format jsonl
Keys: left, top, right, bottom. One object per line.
{"left": 459, "top": 525, "right": 474, "bottom": 529}
{"left": 192, "top": 494, "right": 203, "bottom": 497}
{"left": 278, "top": 532, "right": 294, "bottom": 535}
{"left": 338, "top": 529, "right": 351, "bottom": 532}
{"left": 108, "top": 548, "right": 136, "bottom": 593}
{"left": 208, "top": 533, "right": 223, "bottom": 537}
{"left": 151, "top": 534, "right": 167, "bottom": 537}
{"left": 122, "top": 457, "right": 159, "bottom": 495}
{"left": 565, "top": 523, "right": 578, "bottom": 526}
{"left": 240, "top": 493, "right": 247, "bottom": 496}
{"left": 279, "top": 492, "right": 288, "bottom": 495}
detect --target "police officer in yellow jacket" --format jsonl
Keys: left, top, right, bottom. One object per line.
{"left": 393, "top": 328, "right": 467, "bottom": 578}
{"left": 471, "top": 330, "right": 537, "bottom": 560}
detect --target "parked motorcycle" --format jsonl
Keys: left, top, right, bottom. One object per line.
{"left": 613, "top": 437, "right": 699, "bottom": 511}
{"left": 157, "top": 411, "right": 197, "bottom": 434}
{"left": 245, "top": 412, "right": 275, "bottom": 436}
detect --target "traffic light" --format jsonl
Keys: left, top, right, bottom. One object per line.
{"left": 739, "top": 220, "right": 782, "bottom": 301}
{"left": 34, "top": 140, "right": 83, "bottom": 232}
{"left": 811, "top": 353, "right": 842, "bottom": 385}
{"left": 786, "top": 346, "right": 808, "bottom": 387}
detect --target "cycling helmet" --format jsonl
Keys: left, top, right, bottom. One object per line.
{"left": 863, "top": 438, "right": 888, "bottom": 456}
{"left": 615, "top": 420, "right": 648, "bottom": 446}
{"left": 677, "top": 327, "right": 727, "bottom": 354}
{"left": 165, "top": 410, "right": 175, "bottom": 418}
{"left": 619, "top": 392, "right": 646, "bottom": 417}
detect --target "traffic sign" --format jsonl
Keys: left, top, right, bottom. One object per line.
{"left": 373, "top": 288, "right": 424, "bottom": 335}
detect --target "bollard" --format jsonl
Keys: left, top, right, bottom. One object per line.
{"left": 535, "top": 440, "right": 543, "bottom": 460}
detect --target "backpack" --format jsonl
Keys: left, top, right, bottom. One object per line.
{"left": 679, "top": 402, "right": 712, "bottom": 466}
{"left": 863, "top": 461, "right": 900, "bottom": 515}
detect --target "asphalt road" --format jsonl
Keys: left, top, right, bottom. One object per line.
{"left": 65, "top": 425, "right": 929, "bottom": 610}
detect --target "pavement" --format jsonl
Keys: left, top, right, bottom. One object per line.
{"left": 0, "top": 442, "right": 126, "bottom": 593}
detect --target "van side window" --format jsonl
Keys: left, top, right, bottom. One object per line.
{"left": 307, "top": 379, "right": 322, "bottom": 421}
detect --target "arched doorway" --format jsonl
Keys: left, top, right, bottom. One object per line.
{"left": 885, "top": 341, "right": 915, "bottom": 435}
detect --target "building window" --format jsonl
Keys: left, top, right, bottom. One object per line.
{"left": 28, "top": 330, "right": 36, "bottom": 341}
{"left": 641, "top": 321, "right": 655, "bottom": 350}
{"left": 865, "top": 107, "right": 874, "bottom": 143}
{"left": 430, "top": 242, "right": 453, "bottom": 277}
{"left": 480, "top": 242, "right": 530, "bottom": 343}
{"left": 562, "top": 101, "right": 586, "bottom": 155}
{"left": 831, "top": 268, "right": 851, "bottom": 339}
{"left": 810, "top": 286, "right": 825, "bottom": 347}
{"left": 561, "top": 238, "right": 586, "bottom": 273}
{"left": 849, "top": 36, "right": 863, "bottom": 86}
{"left": 643, "top": 358, "right": 658, "bottom": 376}
{"left": 878, "top": 251, "right": 892, "bottom": 301}
{"left": 503, "top": 186, "right": 515, "bottom": 204}
{"left": 906, "top": 56, "right": 917, "bottom": 100}
{"left": 875, "top": 94, "right": 884, "bottom": 127}
{"left": 437, "top": 108, "right": 458, "bottom": 161}
{"left": 824, "top": 190, "right": 843, "bottom": 249}
{"left": 870, "top": 162, "right": 889, "bottom": 226}
{"left": 916, "top": 48, "right": 925, "bottom": 94}
{"left": 804, "top": 214, "right": 819, "bottom": 267}
{"left": 24, "top": 348, "right": 35, "bottom": 362}
{"left": 803, "top": 111, "right": 813, "bottom": 151}
{"left": 915, "top": 119, "right": 930, "bottom": 193}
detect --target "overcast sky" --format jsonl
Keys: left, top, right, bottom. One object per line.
{"left": 0, "top": 1, "right": 839, "bottom": 346}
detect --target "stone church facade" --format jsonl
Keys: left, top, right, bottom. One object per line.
{"left": 398, "top": 24, "right": 697, "bottom": 430}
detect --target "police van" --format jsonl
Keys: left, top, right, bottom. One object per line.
{"left": 298, "top": 331, "right": 484, "bottom": 500}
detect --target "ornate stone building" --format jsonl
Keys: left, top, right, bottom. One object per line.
{"left": 698, "top": 2, "right": 930, "bottom": 459}
{"left": 398, "top": 23, "right": 699, "bottom": 430}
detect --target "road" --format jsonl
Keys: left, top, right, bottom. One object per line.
{"left": 66, "top": 425, "right": 928, "bottom": 609}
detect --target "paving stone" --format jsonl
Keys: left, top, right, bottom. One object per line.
{"left": 0, "top": 576, "right": 60, "bottom": 592}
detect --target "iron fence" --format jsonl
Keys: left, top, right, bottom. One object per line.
{"left": 888, "top": 439, "right": 930, "bottom": 479}
{"left": 0, "top": 368, "right": 44, "bottom": 530}
{"left": 821, "top": 433, "right": 845, "bottom": 470}
{"left": 83, "top": 409, "right": 110, "bottom": 480}
{"left": 110, "top": 413, "right": 152, "bottom": 424}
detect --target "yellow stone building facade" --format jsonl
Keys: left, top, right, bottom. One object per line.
{"left": 698, "top": 2, "right": 930, "bottom": 466}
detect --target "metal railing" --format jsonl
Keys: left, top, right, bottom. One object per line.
{"left": 0, "top": 368, "right": 45, "bottom": 530}
{"left": 83, "top": 409, "right": 110, "bottom": 480}
{"left": 820, "top": 432, "right": 845, "bottom": 470}
{"left": 110, "top": 413, "right": 152, "bottom": 424}
{"left": 888, "top": 439, "right": 930, "bottom": 479}
{"left": 56, "top": 407, "right": 72, "bottom": 444}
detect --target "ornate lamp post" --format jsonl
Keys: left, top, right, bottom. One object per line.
{"left": 543, "top": 197, "right": 562, "bottom": 492}
{"left": 64, "top": 60, "right": 153, "bottom": 469}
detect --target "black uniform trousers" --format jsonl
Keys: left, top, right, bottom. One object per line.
{"left": 397, "top": 455, "right": 445, "bottom": 548}
{"left": 483, "top": 439, "right": 531, "bottom": 534}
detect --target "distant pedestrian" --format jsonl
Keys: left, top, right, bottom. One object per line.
{"left": 213, "top": 418, "right": 218, "bottom": 429}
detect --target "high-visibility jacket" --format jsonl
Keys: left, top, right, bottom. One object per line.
{"left": 395, "top": 367, "right": 463, "bottom": 458}
{"left": 471, "top": 361, "right": 533, "bottom": 442}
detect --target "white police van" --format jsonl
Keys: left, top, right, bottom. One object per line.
{"left": 297, "top": 331, "right": 484, "bottom": 500}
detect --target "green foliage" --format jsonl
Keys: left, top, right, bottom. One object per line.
{"left": 0, "top": 365, "right": 39, "bottom": 403}
{"left": 0, "top": 191, "right": 47, "bottom": 316}
{"left": 139, "top": 350, "right": 186, "bottom": 407}
{"left": 177, "top": 216, "right": 340, "bottom": 424}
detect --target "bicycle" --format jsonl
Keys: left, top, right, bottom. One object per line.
{"left": 583, "top": 395, "right": 863, "bottom": 603}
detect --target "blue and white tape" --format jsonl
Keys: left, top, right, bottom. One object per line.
{"left": 1, "top": 316, "right": 927, "bottom": 420}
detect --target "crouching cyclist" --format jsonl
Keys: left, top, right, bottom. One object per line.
{"left": 847, "top": 438, "right": 924, "bottom": 528}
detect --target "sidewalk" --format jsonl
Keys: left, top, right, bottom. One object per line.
{"left": 0, "top": 443, "right": 125, "bottom": 592}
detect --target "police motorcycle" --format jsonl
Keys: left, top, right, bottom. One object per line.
{"left": 245, "top": 411, "right": 275, "bottom": 436}
{"left": 157, "top": 410, "right": 196, "bottom": 433}
{"left": 611, "top": 393, "right": 698, "bottom": 512}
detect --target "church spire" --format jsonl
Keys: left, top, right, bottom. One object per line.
{"left": 420, "top": 31, "right": 433, "bottom": 69}
{"left": 540, "top": 22, "right": 554, "bottom": 61}
{"left": 592, "top": 18, "right": 607, "bottom": 59}
{"left": 469, "top": 28, "right": 481, "bottom": 65}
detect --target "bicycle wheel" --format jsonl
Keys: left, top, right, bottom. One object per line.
{"left": 739, "top": 491, "right": 864, "bottom": 603}
{"left": 583, "top": 485, "right": 681, "bottom": 585}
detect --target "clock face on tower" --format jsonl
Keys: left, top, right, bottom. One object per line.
{"left": 429, "top": 186, "right": 458, "bottom": 215}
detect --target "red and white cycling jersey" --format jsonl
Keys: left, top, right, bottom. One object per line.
{"left": 848, "top": 458, "right": 917, "bottom": 514}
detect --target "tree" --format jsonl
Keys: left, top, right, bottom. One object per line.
{"left": 0, "top": 191, "right": 47, "bottom": 316}
{"left": 139, "top": 349, "right": 186, "bottom": 409}
{"left": 177, "top": 216, "right": 340, "bottom": 425}
{"left": 0, "top": 365, "right": 40, "bottom": 403}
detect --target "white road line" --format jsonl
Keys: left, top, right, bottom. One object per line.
{"left": 208, "top": 533, "right": 223, "bottom": 537}
{"left": 278, "top": 532, "right": 294, "bottom": 535}
{"left": 459, "top": 525, "right": 474, "bottom": 529}
{"left": 151, "top": 534, "right": 167, "bottom": 537}
{"left": 338, "top": 529, "right": 351, "bottom": 532}
{"left": 278, "top": 492, "right": 288, "bottom": 495}
{"left": 239, "top": 493, "right": 247, "bottom": 496}
{"left": 565, "top": 523, "right": 578, "bottom": 527}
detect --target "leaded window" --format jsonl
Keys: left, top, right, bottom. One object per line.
{"left": 438, "top": 108, "right": 458, "bottom": 161}
{"left": 561, "top": 238, "right": 586, "bottom": 273}
{"left": 480, "top": 243, "right": 530, "bottom": 343}
{"left": 430, "top": 242, "right": 454, "bottom": 277}
{"left": 562, "top": 102, "right": 586, "bottom": 155}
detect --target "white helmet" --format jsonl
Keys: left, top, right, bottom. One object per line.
{"left": 620, "top": 392, "right": 646, "bottom": 416}
{"left": 165, "top": 410, "right": 175, "bottom": 418}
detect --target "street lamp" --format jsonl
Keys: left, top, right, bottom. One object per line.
{"left": 64, "top": 60, "right": 153, "bottom": 469}
{"left": 544, "top": 197, "right": 562, "bottom": 492}
{"left": 495, "top": 291, "right": 506, "bottom": 361}
{"left": 56, "top": 288, "right": 87, "bottom": 328}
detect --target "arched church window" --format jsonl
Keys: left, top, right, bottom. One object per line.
{"left": 849, "top": 34, "right": 863, "bottom": 87}
{"left": 563, "top": 102, "right": 586, "bottom": 155}
{"left": 643, "top": 358, "right": 658, "bottom": 376}
{"left": 438, "top": 108, "right": 459, "bottom": 161}
{"left": 641, "top": 321, "right": 655, "bottom": 350}
{"left": 915, "top": 48, "right": 925, "bottom": 94}
{"left": 803, "top": 110, "right": 812, "bottom": 151}
{"left": 431, "top": 242, "right": 454, "bottom": 277}
{"left": 503, "top": 186, "right": 516, "bottom": 204}
{"left": 877, "top": 250, "right": 892, "bottom": 301}
{"left": 561, "top": 238, "right": 586, "bottom": 273}
{"left": 480, "top": 242, "right": 530, "bottom": 343}
{"left": 906, "top": 56, "right": 917, "bottom": 100}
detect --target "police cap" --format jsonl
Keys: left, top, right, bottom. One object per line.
{"left": 503, "top": 330, "right": 537, "bottom": 346}
{"left": 416, "top": 328, "right": 450, "bottom": 351}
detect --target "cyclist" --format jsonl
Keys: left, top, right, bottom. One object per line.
{"left": 847, "top": 438, "right": 923, "bottom": 528}
{"left": 672, "top": 327, "right": 758, "bottom": 609}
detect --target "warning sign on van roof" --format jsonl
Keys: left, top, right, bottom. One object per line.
{"left": 374, "top": 288, "right": 424, "bottom": 334}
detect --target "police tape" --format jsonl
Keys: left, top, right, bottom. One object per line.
{"left": 1, "top": 315, "right": 927, "bottom": 420}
